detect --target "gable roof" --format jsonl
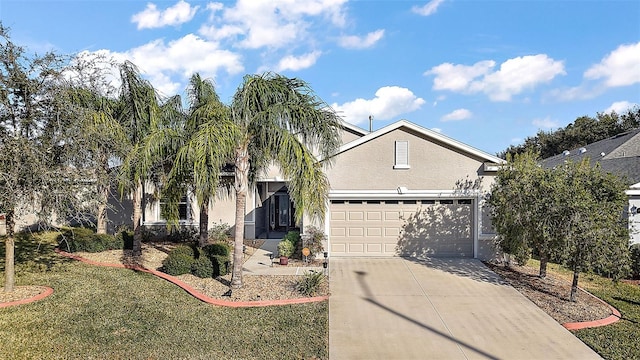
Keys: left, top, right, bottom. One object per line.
{"left": 322, "top": 119, "right": 505, "bottom": 164}
{"left": 541, "top": 128, "right": 640, "bottom": 185}
{"left": 339, "top": 121, "right": 369, "bottom": 137}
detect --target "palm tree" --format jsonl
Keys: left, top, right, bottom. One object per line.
{"left": 116, "top": 61, "right": 171, "bottom": 256}
{"left": 228, "top": 73, "right": 342, "bottom": 288}
{"left": 145, "top": 73, "right": 236, "bottom": 247}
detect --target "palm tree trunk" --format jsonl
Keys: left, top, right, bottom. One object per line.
{"left": 96, "top": 152, "right": 109, "bottom": 234}
{"left": 231, "top": 143, "right": 249, "bottom": 289}
{"left": 4, "top": 209, "right": 16, "bottom": 292}
{"left": 199, "top": 201, "right": 209, "bottom": 247}
{"left": 132, "top": 180, "right": 143, "bottom": 256}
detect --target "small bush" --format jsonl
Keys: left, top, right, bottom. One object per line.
{"left": 208, "top": 222, "right": 231, "bottom": 243}
{"left": 283, "top": 231, "right": 301, "bottom": 246}
{"left": 117, "top": 231, "right": 134, "bottom": 250}
{"left": 162, "top": 252, "right": 194, "bottom": 276}
{"left": 296, "top": 270, "right": 325, "bottom": 296}
{"left": 171, "top": 244, "right": 196, "bottom": 258}
{"left": 166, "top": 227, "right": 198, "bottom": 243}
{"left": 302, "top": 226, "right": 326, "bottom": 259}
{"left": 191, "top": 256, "right": 214, "bottom": 278}
{"left": 57, "top": 227, "right": 123, "bottom": 253}
{"left": 631, "top": 244, "right": 640, "bottom": 279}
{"left": 202, "top": 242, "right": 231, "bottom": 277}
{"left": 211, "top": 254, "right": 230, "bottom": 277}
{"left": 203, "top": 242, "right": 231, "bottom": 257}
{"left": 278, "top": 239, "right": 295, "bottom": 258}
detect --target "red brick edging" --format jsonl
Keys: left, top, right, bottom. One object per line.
{"left": 55, "top": 249, "right": 328, "bottom": 308}
{"left": 0, "top": 286, "right": 54, "bottom": 308}
{"left": 562, "top": 288, "right": 621, "bottom": 330}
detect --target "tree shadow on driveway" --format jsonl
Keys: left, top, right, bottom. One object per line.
{"left": 354, "top": 269, "right": 501, "bottom": 360}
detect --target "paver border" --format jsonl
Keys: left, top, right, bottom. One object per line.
{"left": 0, "top": 286, "right": 54, "bottom": 308}
{"left": 55, "top": 249, "right": 328, "bottom": 307}
{"left": 562, "top": 288, "right": 621, "bottom": 330}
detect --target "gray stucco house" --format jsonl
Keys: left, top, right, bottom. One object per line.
{"left": 541, "top": 127, "right": 640, "bottom": 244}
{"left": 132, "top": 119, "right": 504, "bottom": 260}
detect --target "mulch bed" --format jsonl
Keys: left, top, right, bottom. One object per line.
{"left": 484, "top": 262, "right": 612, "bottom": 324}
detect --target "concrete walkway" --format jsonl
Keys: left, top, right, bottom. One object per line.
{"left": 329, "top": 258, "right": 601, "bottom": 360}
{"left": 243, "top": 239, "right": 324, "bottom": 275}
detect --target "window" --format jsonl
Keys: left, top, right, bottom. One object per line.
{"left": 160, "top": 195, "right": 190, "bottom": 222}
{"left": 394, "top": 141, "right": 410, "bottom": 169}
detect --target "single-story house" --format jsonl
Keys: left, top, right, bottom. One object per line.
{"left": 541, "top": 127, "right": 640, "bottom": 244}
{"left": 119, "top": 119, "right": 504, "bottom": 261}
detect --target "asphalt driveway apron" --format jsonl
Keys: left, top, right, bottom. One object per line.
{"left": 328, "top": 258, "right": 601, "bottom": 360}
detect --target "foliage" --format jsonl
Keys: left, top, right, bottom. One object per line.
{"left": 490, "top": 152, "right": 631, "bottom": 301}
{"left": 296, "top": 270, "right": 326, "bottom": 296}
{"left": 57, "top": 228, "right": 123, "bottom": 253}
{"left": 161, "top": 252, "right": 194, "bottom": 276}
{"left": 0, "top": 233, "right": 329, "bottom": 359}
{"left": 166, "top": 226, "right": 198, "bottom": 243}
{"left": 202, "top": 242, "right": 231, "bottom": 276}
{"left": 628, "top": 243, "right": 640, "bottom": 279}
{"left": 500, "top": 107, "right": 640, "bottom": 159}
{"left": 116, "top": 230, "right": 134, "bottom": 250}
{"left": 169, "top": 244, "right": 196, "bottom": 258}
{"left": 191, "top": 256, "right": 213, "bottom": 278}
{"left": 302, "top": 226, "right": 326, "bottom": 259}
{"left": 208, "top": 222, "right": 231, "bottom": 243}
{"left": 277, "top": 239, "right": 295, "bottom": 258}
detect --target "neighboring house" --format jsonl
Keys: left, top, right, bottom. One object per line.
{"left": 541, "top": 128, "right": 640, "bottom": 244}
{"left": 114, "top": 119, "right": 504, "bottom": 261}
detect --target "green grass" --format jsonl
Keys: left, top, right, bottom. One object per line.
{"left": 527, "top": 259, "right": 640, "bottom": 360}
{"left": 1, "top": 232, "right": 328, "bottom": 360}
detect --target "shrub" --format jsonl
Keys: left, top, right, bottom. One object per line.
{"left": 296, "top": 270, "right": 325, "bottom": 296}
{"left": 302, "top": 226, "right": 326, "bottom": 259}
{"left": 117, "top": 231, "right": 134, "bottom": 250}
{"left": 191, "top": 256, "right": 214, "bottom": 278}
{"left": 631, "top": 244, "right": 640, "bottom": 279}
{"left": 166, "top": 226, "right": 198, "bottom": 243}
{"left": 203, "top": 242, "right": 231, "bottom": 277}
{"left": 171, "top": 244, "right": 196, "bottom": 258}
{"left": 57, "top": 227, "right": 123, "bottom": 253}
{"left": 208, "top": 222, "right": 231, "bottom": 243}
{"left": 278, "top": 239, "right": 295, "bottom": 258}
{"left": 162, "top": 252, "right": 194, "bottom": 276}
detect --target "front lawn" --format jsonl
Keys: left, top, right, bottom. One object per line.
{"left": 0, "top": 232, "right": 328, "bottom": 359}
{"left": 527, "top": 260, "right": 640, "bottom": 360}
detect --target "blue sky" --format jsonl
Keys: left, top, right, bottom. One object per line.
{"left": 1, "top": 0, "right": 639, "bottom": 155}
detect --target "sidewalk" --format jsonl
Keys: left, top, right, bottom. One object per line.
{"left": 243, "top": 239, "right": 324, "bottom": 275}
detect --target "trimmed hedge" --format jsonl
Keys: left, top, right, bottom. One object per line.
{"left": 162, "top": 252, "right": 195, "bottom": 276}
{"left": 58, "top": 228, "right": 123, "bottom": 253}
{"left": 191, "top": 256, "right": 214, "bottom": 278}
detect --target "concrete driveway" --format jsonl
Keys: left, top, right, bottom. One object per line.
{"left": 329, "top": 258, "right": 601, "bottom": 360}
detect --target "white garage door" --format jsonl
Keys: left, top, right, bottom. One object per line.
{"left": 329, "top": 199, "right": 473, "bottom": 257}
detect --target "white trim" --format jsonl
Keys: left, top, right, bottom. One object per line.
{"left": 322, "top": 120, "right": 505, "bottom": 164}
{"left": 340, "top": 120, "right": 369, "bottom": 136}
{"left": 329, "top": 189, "right": 481, "bottom": 200}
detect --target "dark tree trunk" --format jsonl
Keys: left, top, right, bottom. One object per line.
{"left": 570, "top": 267, "right": 580, "bottom": 302}
{"left": 4, "top": 209, "right": 16, "bottom": 292}
{"left": 96, "top": 153, "right": 109, "bottom": 235}
{"left": 539, "top": 253, "right": 548, "bottom": 278}
{"left": 199, "top": 201, "right": 209, "bottom": 248}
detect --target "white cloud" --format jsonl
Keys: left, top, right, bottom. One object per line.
{"left": 331, "top": 86, "right": 425, "bottom": 125}
{"left": 338, "top": 29, "right": 385, "bottom": 49}
{"left": 532, "top": 117, "right": 558, "bottom": 129}
{"left": 200, "top": 0, "right": 348, "bottom": 49}
{"left": 584, "top": 42, "right": 640, "bottom": 87}
{"left": 412, "top": 0, "right": 445, "bottom": 16}
{"left": 431, "top": 127, "right": 442, "bottom": 133}
{"left": 441, "top": 108, "right": 472, "bottom": 122}
{"left": 276, "top": 51, "right": 322, "bottom": 72}
{"left": 426, "top": 55, "right": 565, "bottom": 101}
{"left": 605, "top": 101, "right": 638, "bottom": 114}
{"left": 82, "top": 34, "right": 244, "bottom": 97}
{"left": 132, "top": 0, "right": 199, "bottom": 29}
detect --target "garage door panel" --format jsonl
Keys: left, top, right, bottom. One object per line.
{"left": 330, "top": 199, "right": 474, "bottom": 257}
